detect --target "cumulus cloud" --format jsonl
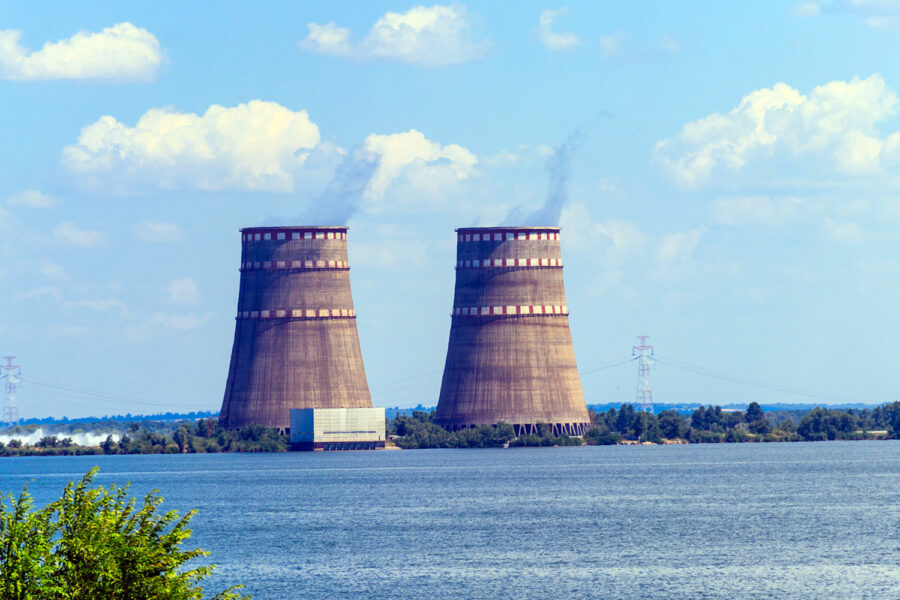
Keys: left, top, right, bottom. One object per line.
{"left": 655, "top": 74, "right": 900, "bottom": 188}
{"left": 146, "top": 312, "right": 208, "bottom": 331}
{"left": 595, "top": 219, "right": 649, "bottom": 254}
{"left": 0, "top": 22, "right": 162, "bottom": 81}
{"left": 165, "top": 278, "right": 200, "bottom": 305}
{"left": 63, "top": 100, "right": 321, "bottom": 192}
{"left": 838, "top": 0, "right": 900, "bottom": 29}
{"left": 824, "top": 218, "right": 863, "bottom": 242}
{"left": 133, "top": 220, "right": 183, "bottom": 242}
{"left": 658, "top": 34, "right": 680, "bottom": 53}
{"left": 63, "top": 101, "right": 477, "bottom": 215}
{"left": 710, "top": 196, "right": 805, "bottom": 226}
{"left": 54, "top": 222, "right": 104, "bottom": 247}
{"left": 658, "top": 228, "right": 705, "bottom": 262}
{"left": 793, "top": 2, "right": 822, "bottom": 17}
{"left": 74, "top": 298, "right": 127, "bottom": 314}
{"left": 598, "top": 32, "right": 625, "bottom": 57}
{"left": 537, "top": 8, "right": 581, "bottom": 50}
{"left": 38, "top": 261, "right": 65, "bottom": 278}
{"left": 7, "top": 189, "right": 58, "bottom": 208}
{"left": 361, "top": 129, "right": 477, "bottom": 201}
{"left": 299, "top": 4, "right": 490, "bottom": 67}
{"left": 802, "top": 1, "right": 900, "bottom": 29}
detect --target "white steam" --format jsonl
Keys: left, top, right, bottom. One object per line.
{"left": 0, "top": 428, "right": 120, "bottom": 447}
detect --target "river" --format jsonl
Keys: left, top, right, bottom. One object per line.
{"left": 2, "top": 441, "right": 899, "bottom": 599}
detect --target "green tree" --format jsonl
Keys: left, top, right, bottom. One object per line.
{"left": 745, "top": 402, "right": 769, "bottom": 434}
{"left": 657, "top": 410, "right": 689, "bottom": 440}
{"left": 0, "top": 468, "right": 248, "bottom": 600}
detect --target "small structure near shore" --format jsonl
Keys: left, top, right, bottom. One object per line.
{"left": 289, "top": 407, "right": 385, "bottom": 451}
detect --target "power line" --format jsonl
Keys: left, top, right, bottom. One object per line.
{"left": 653, "top": 355, "right": 867, "bottom": 405}
{"left": 579, "top": 356, "right": 636, "bottom": 376}
{"left": 17, "top": 375, "right": 194, "bottom": 410}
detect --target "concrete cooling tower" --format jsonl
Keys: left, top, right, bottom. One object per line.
{"left": 435, "top": 227, "right": 590, "bottom": 436}
{"left": 220, "top": 226, "right": 372, "bottom": 429}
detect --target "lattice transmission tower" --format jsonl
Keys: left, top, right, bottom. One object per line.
{"left": 1, "top": 356, "right": 21, "bottom": 428}
{"left": 632, "top": 337, "right": 654, "bottom": 413}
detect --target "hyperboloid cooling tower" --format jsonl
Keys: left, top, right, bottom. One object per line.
{"left": 219, "top": 226, "right": 372, "bottom": 429}
{"left": 435, "top": 226, "right": 590, "bottom": 436}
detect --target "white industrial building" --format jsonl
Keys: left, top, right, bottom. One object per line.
{"left": 289, "top": 407, "right": 386, "bottom": 451}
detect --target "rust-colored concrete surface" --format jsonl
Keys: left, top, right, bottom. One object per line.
{"left": 220, "top": 226, "right": 372, "bottom": 429}
{"left": 436, "top": 227, "right": 590, "bottom": 436}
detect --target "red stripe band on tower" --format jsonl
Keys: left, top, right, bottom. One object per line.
{"left": 456, "top": 258, "right": 562, "bottom": 268}
{"left": 241, "top": 260, "right": 349, "bottom": 271}
{"left": 457, "top": 231, "right": 560, "bottom": 242}
{"left": 242, "top": 230, "right": 348, "bottom": 242}
{"left": 451, "top": 305, "right": 568, "bottom": 317}
{"left": 237, "top": 308, "right": 356, "bottom": 319}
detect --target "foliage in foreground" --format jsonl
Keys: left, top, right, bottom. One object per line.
{"left": 0, "top": 468, "right": 248, "bottom": 600}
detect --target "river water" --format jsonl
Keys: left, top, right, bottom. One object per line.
{"left": 2, "top": 441, "right": 899, "bottom": 599}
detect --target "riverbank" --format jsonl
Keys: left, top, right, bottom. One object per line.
{"left": 2, "top": 401, "right": 898, "bottom": 457}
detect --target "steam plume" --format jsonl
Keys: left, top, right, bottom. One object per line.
{"left": 304, "top": 150, "right": 380, "bottom": 224}
{"left": 506, "top": 134, "right": 579, "bottom": 226}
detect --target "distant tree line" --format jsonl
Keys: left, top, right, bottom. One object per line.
{"left": 583, "top": 400, "right": 900, "bottom": 444}
{"left": 389, "top": 401, "right": 900, "bottom": 448}
{"left": 3, "top": 403, "right": 899, "bottom": 457}
{"left": 0, "top": 419, "right": 287, "bottom": 457}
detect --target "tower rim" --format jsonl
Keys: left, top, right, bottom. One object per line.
{"left": 241, "top": 225, "right": 348, "bottom": 233}
{"left": 456, "top": 225, "right": 560, "bottom": 233}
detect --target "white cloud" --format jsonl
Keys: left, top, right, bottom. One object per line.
{"left": 658, "top": 228, "right": 705, "bottom": 262}
{"left": 824, "top": 218, "right": 863, "bottom": 242}
{"left": 793, "top": 2, "right": 822, "bottom": 17}
{"left": 74, "top": 298, "right": 127, "bottom": 314}
{"left": 0, "top": 22, "right": 161, "bottom": 81}
{"left": 598, "top": 32, "right": 625, "bottom": 57}
{"left": 537, "top": 8, "right": 580, "bottom": 50}
{"left": 710, "top": 196, "right": 804, "bottom": 226}
{"left": 360, "top": 129, "right": 477, "bottom": 201}
{"left": 38, "top": 261, "right": 65, "bottom": 278}
{"left": 7, "top": 189, "right": 58, "bottom": 208}
{"left": 63, "top": 100, "right": 321, "bottom": 192}
{"left": 299, "top": 4, "right": 489, "bottom": 67}
{"left": 300, "top": 23, "right": 354, "bottom": 57}
{"left": 133, "top": 220, "right": 183, "bottom": 242}
{"left": 0, "top": 207, "right": 17, "bottom": 235}
{"left": 595, "top": 219, "right": 649, "bottom": 255}
{"left": 63, "top": 101, "right": 477, "bottom": 206}
{"left": 658, "top": 34, "right": 680, "bottom": 53}
{"left": 352, "top": 239, "right": 429, "bottom": 270}
{"left": 20, "top": 286, "right": 62, "bottom": 301}
{"left": 834, "top": 0, "right": 900, "bottom": 29}
{"left": 655, "top": 74, "right": 900, "bottom": 188}
{"left": 165, "top": 278, "right": 200, "bottom": 305}
{"left": 53, "top": 222, "right": 104, "bottom": 247}
{"left": 147, "top": 312, "right": 208, "bottom": 331}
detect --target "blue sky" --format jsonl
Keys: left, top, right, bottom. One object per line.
{"left": 3, "top": 1, "right": 900, "bottom": 418}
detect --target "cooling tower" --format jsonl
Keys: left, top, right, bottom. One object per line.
{"left": 219, "top": 226, "right": 372, "bottom": 429}
{"left": 435, "top": 227, "right": 590, "bottom": 436}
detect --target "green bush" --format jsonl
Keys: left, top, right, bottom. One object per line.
{"left": 0, "top": 468, "right": 248, "bottom": 600}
